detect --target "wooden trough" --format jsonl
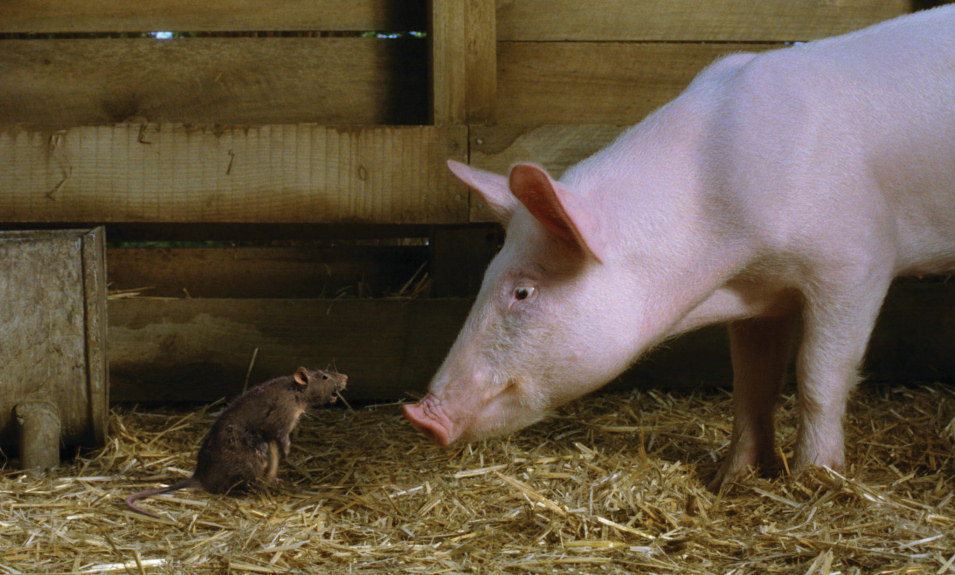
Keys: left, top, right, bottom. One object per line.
{"left": 0, "top": 228, "right": 108, "bottom": 468}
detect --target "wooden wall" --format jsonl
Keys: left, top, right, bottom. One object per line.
{"left": 1, "top": 0, "right": 948, "bottom": 403}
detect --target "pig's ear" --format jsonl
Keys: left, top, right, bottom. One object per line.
{"left": 447, "top": 159, "right": 516, "bottom": 223}
{"left": 509, "top": 163, "right": 605, "bottom": 262}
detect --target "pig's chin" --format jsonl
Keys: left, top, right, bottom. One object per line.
{"left": 463, "top": 393, "right": 547, "bottom": 441}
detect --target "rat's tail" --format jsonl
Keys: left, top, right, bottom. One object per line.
{"left": 125, "top": 478, "right": 195, "bottom": 518}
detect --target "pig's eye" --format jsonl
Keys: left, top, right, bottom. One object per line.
{"left": 513, "top": 286, "right": 535, "bottom": 301}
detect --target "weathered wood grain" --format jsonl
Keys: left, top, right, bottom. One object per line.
{"left": 82, "top": 226, "right": 109, "bottom": 445}
{"left": 0, "top": 228, "right": 107, "bottom": 446}
{"left": 466, "top": 0, "right": 498, "bottom": 123}
{"left": 0, "top": 0, "right": 426, "bottom": 33}
{"left": 0, "top": 124, "right": 467, "bottom": 224}
{"left": 107, "top": 246, "right": 429, "bottom": 298}
{"left": 0, "top": 38, "right": 427, "bottom": 127}
{"left": 108, "top": 298, "right": 473, "bottom": 403}
{"left": 430, "top": 1, "right": 467, "bottom": 124}
{"left": 496, "top": 0, "right": 911, "bottom": 41}
{"left": 495, "top": 41, "right": 771, "bottom": 125}
{"left": 430, "top": 0, "right": 498, "bottom": 125}
{"left": 15, "top": 402, "right": 61, "bottom": 469}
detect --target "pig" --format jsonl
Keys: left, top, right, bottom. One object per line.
{"left": 403, "top": 6, "right": 955, "bottom": 489}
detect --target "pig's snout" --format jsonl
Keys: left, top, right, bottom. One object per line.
{"left": 402, "top": 396, "right": 458, "bottom": 446}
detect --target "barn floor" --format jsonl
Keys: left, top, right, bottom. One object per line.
{"left": 0, "top": 382, "right": 952, "bottom": 574}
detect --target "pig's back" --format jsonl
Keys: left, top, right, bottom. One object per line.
{"left": 809, "top": 5, "right": 955, "bottom": 274}
{"left": 714, "top": 6, "right": 955, "bottom": 275}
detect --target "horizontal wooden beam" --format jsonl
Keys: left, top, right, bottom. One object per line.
{"left": 0, "top": 1, "right": 426, "bottom": 33}
{"left": 0, "top": 124, "right": 468, "bottom": 224}
{"left": 496, "top": 0, "right": 911, "bottom": 42}
{"left": 0, "top": 38, "right": 427, "bottom": 127}
{"left": 108, "top": 281, "right": 955, "bottom": 403}
{"left": 107, "top": 245, "right": 429, "bottom": 299}
{"left": 108, "top": 297, "right": 473, "bottom": 403}
{"left": 495, "top": 41, "right": 772, "bottom": 126}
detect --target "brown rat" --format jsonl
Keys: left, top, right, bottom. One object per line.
{"left": 126, "top": 366, "right": 347, "bottom": 518}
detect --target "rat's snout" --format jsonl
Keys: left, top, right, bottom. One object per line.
{"left": 309, "top": 370, "right": 348, "bottom": 404}
{"left": 329, "top": 373, "right": 347, "bottom": 401}
{"left": 322, "top": 371, "right": 347, "bottom": 390}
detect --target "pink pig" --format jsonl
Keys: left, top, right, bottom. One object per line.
{"left": 404, "top": 6, "right": 955, "bottom": 488}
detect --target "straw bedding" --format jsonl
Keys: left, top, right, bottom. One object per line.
{"left": 1, "top": 382, "right": 952, "bottom": 574}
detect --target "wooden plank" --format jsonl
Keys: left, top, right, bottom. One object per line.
{"left": 0, "top": 1, "right": 426, "bottom": 33}
{"left": 466, "top": 0, "right": 497, "bottom": 123}
{"left": 107, "top": 280, "right": 955, "bottom": 403}
{"left": 468, "top": 125, "right": 627, "bottom": 221}
{"left": 0, "top": 124, "right": 468, "bottom": 225}
{"left": 107, "top": 298, "right": 473, "bottom": 403}
{"left": 107, "top": 246, "right": 429, "bottom": 298}
{"left": 430, "top": 1, "right": 467, "bottom": 124}
{"left": 495, "top": 41, "right": 772, "bottom": 126}
{"left": 82, "top": 227, "right": 109, "bottom": 445}
{"left": 102, "top": 223, "right": 438, "bottom": 243}
{"left": 0, "top": 38, "right": 427, "bottom": 127}
{"left": 496, "top": 0, "right": 912, "bottom": 42}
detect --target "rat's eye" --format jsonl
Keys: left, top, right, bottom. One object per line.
{"left": 322, "top": 374, "right": 329, "bottom": 380}
{"left": 513, "top": 286, "right": 536, "bottom": 301}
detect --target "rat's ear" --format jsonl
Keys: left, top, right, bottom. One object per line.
{"left": 293, "top": 367, "right": 310, "bottom": 387}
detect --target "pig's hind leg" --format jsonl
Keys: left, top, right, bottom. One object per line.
{"left": 792, "top": 267, "right": 893, "bottom": 473}
{"left": 711, "top": 313, "right": 798, "bottom": 490}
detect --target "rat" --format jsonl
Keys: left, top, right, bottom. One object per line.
{"left": 125, "top": 366, "right": 347, "bottom": 518}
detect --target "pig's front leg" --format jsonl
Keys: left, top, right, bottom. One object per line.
{"left": 711, "top": 313, "right": 797, "bottom": 490}
{"left": 792, "top": 273, "right": 892, "bottom": 472}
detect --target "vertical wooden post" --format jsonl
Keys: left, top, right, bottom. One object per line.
{"left": 430, "top": 1, "right": 466, "bottom": 125}
{"left": 465, "top": 0, "right": 497, "bottom": 124}
{"left": 431, "top": 0, "right": 497, "bottom": 125}
{"left": 82, "top": 227, "right": 109, "bottom": 445}
{"left": 16, "top": 402, "right": 61, "bottom": 470}
{"left": 429, "top": 1, "right": 499, "bottom": 294}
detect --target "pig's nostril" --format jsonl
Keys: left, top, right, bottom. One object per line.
{"left": 402, "top": 403, "right": 452, "bottom": 446}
